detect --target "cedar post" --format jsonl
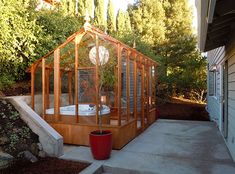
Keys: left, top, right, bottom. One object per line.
{"left": 46, "top": 69, "right": 50, "bottom": 109}
{"left": 31, "top": 65, "right": 35, "bottom": 110}
{"left": 68, "top": 71, "right": 73, "bottom": 105}
{"left": 141, "top": 57, "right": 145, "bottom": 129}
{"left": 146, "top": 60, "right": 150, "bottom": 125}
{"left": 75, "top": 36, "right": 79, "bottom": 123}
{"left": 117, "top": 44, "right": 122, "bottom": 126}
{"left": 126, "top": 51, "right": 131, "bottom": 122}
{"left": 54, "top": 49, "right": 60, "bottom": 121}
{"left": 95, "top": 34, "right": 99, "bottom": 124}
{"left": 133, "top": 53, "right": 138, "bottom": 130}
{"left": 42, "top": 58, "right": 46, "bottom": 119}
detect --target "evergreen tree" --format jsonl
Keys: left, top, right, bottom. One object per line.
{"left": 85, "top": 0, "right": 93, "bottom": 17}
{"left": 116, "top": 10, "right": 131, "bottom": 33}
{"left": 0, "top": 0, "right": 40, "bottom": 88}
{"left": 125, "top": 12, "right": 132, "bottom": 32}
{"left": 156, "top": 0, "right": 194, "bottom": 77}
{"left": 128, "top": 0, "right": 206, "bottom": 101}
{"left": 116, "top": 10, "right": 125, "bottom": 32}
{"left": 94, "top": 0, "right": 106, "bottom": 30}
{"left": 60, "top": 0, "right": 76, "bottom": 16}
{"left": 158, "top": 0, "right": 206, "bottom": 101}
{"left": 77, "top": 0, "right": 86, "bottom": 17}
{"left": 128, "top": 0, "right": 165, "bottom": 45}
{"left": 107, "top": 0, "right": 116, "bottom": 33}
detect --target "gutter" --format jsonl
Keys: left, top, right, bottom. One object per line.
{"left": 207, "top": 0, "right": 216, "bottom": 23}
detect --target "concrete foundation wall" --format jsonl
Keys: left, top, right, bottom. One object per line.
{"left": 32, "top": 94, "right": 70, "bottom": 115}
{"left": 7, "top": 96, "right": 64, "bottom": 157}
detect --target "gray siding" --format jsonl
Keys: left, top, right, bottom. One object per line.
{"left": 207, "top": 47, "right": 223, "bottom": 124}
{"left": 207, "top": 39, "right": 235, "bottom": 160}
{"left": 227, "top": 49, "right": 235, "bottom": 160}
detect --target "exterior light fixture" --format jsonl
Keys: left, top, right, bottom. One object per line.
{"left": 212, "top": 65, "right": 217, "bottom": 71}
{"left": 89, "top": 46, "right": 109, "bottom": 65}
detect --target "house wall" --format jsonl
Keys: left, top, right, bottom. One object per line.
{"left": 227, "top": 40, "right": 235, "bottom": 161}
{"left": 207, "top": 38, "right": 235, "bottom": 160}
{"left": 207, "top": 47, "right": 225, "bottom": 125}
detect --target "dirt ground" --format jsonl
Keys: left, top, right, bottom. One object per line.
{"left": 0, "top": 157, "right": 90, "bottom": 174}
{"left": 0, "top": 81, "right": 31, "bottom": 97}
{"left": 1, "top": 84, "right": 90, "bottom": 174}
{"left": 158, "top": 98, "right": 209, "bottom": 121}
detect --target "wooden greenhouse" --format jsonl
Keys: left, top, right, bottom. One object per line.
{"left": 29, "top": 18, "right": 158, "bottom": 149}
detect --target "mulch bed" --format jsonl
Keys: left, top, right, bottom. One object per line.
{"left": 1, "top": 81, "right": 30, "bottom": 97}
{"left": 0, "top": 157, "right": 90, "bottom": 174}
{"left": 158, "top": 98, "right": 209, "bottom": 121}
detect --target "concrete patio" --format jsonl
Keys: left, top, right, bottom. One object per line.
{"left": 61, "top": 119, "right": 235, "bottom": 174}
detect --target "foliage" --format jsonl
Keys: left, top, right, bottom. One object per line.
{"left": 107, "top": 0, "right": 116, "bottom": 34}
{"left": 128, "top": 0, "right": 165, "bottom": 45}
{"left": 0, "top": 73, "right": 15, "bottom": 90}
{"left": 76, "top": 0, "right": 93, "bottom": 17}
{"left": 128, "top": 0, "right": 207, "bottom": 103}
{"left": 116, "top": 10, "right": 132, "bottom": 34}
{"left": 85, "top": 0, "right": 94, "bottom": 17}
{"left": 0, "top": 0, "right": 83, "bottom": 90}
{"left": 0, "top": 0, "right": 207, "bottom": 103}
{"left": 35, "top": 10, "right": 83, "bottom": 58}
{"left": 77, "top": 0, "right": 86, "bottom": 17}
{"left": 94, "top": 0, "right": 106, "bottom": 30}
{"left": 0, "top": 100, "right": 39, "bottom": 157}
{"left": 113, "top": 32, "right": 159, "bottom": 62}
{"left": 0, "top": 0, "right": 40, "bottom": 84}
{"left": 60, "top": 0, "right": 76, "bottom": 16}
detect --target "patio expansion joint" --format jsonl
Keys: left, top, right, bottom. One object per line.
{"left": 122, "top": 145, "right": 235, "bottom": 165}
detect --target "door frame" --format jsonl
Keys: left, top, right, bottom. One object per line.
{"left": 220, "top": 60, "right": 228, "bottom": 139}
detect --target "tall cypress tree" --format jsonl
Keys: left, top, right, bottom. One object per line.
{"left": 128, "top": 0, "right": 165, "bottom": 45}
{"left": 116, "top": 10, "right": 125, "bottom": 32}
{"left": 77, "top": 0, "right": 85, "bottom": 17}
{"left": 125, "top": 12, "right": 132, "bottom": 32}
{"left": 60, "top": 0, "right": 76, "bottom": 16}
{"left": 94, "top": 0, "right": 106, "bottom": 30}
{"left": 107, "top": 0, "right": 116, "bottom": 33}
{"left": 85, "top": 0, "right": 93, "bottom": 17}
{"left": 68, "top": 0, "right": 75, "bottom": 15}
{"left": 116, "top": 10, "right": 131, "bottom": 33}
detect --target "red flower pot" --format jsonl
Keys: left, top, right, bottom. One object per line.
{"left": 89, "top": 130, "right": 112, "bottom": 160}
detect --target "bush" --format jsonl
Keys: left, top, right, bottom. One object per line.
{"left": 0, "top": 0, "right": 40, "bottom": 87}
{"left": 0, "top": 73, "right": 15, "bottom": 90}
{"left": 0, "top": 1, "right": 83, "bottom": 89}
{"left": 35, "top": 10, "right": 83, "bottom": 58}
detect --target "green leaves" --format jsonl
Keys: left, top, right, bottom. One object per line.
{"left": 35, "top": 10, "right": 82, "bottom": 58}
{"left": 0, "top": 0, "right": 39, "bottom": 85}
{"left": 127, "top": 0, "right": 207, "bottom": 102}
{"left": 128, "top": 0, "right": 166, "bottom": 45}
{"left": 107, "top": 0, "right": 116, "bottom": 33}
{"left": 94, "top": 0, "right": 106, "bottom": 30}
{"left": 0, "top": 0, "right": 83, "bottom": 89}
{"left": 116, "top": 10, "right": 132, "bottom": 34}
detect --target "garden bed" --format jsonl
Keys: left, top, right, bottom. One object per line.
{"left": 158, "top": 97, "right": 209, "bottom": 121}
{"left": 0, "top": 157, "right": 90, "bottom": 174}
{"left": 0, "top": 99, "right": 39, "bottom": 157}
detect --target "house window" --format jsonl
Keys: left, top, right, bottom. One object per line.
{"left": 209, "top": 70, "right": 217, "bottom": 96}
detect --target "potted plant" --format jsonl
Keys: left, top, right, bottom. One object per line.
{"left": 89, "top": 44, "right": 114, "bottom": 160}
